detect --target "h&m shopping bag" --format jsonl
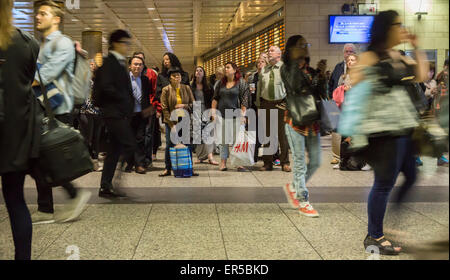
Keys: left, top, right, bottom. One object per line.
{"left": 230, "top": 125, "right": 256, "bottom": 167}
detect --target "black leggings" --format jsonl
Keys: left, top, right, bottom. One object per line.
{"left": 1, "top": 171, "right": 32, "bottom": 260}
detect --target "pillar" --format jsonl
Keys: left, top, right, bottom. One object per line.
{"left": 82, "top": 30, "right": 103, "bottom": 67}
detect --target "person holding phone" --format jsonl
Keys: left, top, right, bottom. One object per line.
{"left": 350, "top": 10, "right": 429, "bottom": 255}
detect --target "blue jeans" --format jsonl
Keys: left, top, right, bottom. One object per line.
{"left": 366, "top": 135, "right": 416, "bottom": 239}
{"left": 216, "top": 117, "right": 240, "bottom": 160}
{"left": 284, "top": 124, "right": 321, "bottom": 202}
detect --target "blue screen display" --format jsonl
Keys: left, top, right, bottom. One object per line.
{"left": 329, "top": 15, "right": 374, "bottom": 44}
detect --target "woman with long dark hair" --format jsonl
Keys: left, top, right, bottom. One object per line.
{"left": 156, "top": 52, "right": 190, "bottom": 99}
{"left": 349, "top": 10, "right": 428, "bottom": 255}
{"left": 191, "top": 66, "right": 218, "bottom": 165}
{"left": 211, "top": 62, "right": 250, "bottom": 171}
{"left": 0, "top": 0, "right": 40, "bottom": 259}
{"left": 280, "top": 35, "right": 327, "bottom": 218}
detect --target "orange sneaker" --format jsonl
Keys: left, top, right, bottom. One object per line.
{"left": 299, "top": 202, "right": 319, "bottom": 217}
{"left": 283, "top": 183, "right": 299, "bottom": 209}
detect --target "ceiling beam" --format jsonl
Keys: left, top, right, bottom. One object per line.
{"left": 92, "top": 0, "right": 159, "bottom": 65}
{"left": 225, "top": 1, "right": 251, "bottom": 36}
{"left": 193, "top": 0, "right": 201, "bottom": 56}
{"left": 141, "top": 0, "right": 174, "bottom": 54}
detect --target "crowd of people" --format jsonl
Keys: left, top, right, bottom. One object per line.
{"left": 0, "top": 0, "right": 448, "bottom": 260}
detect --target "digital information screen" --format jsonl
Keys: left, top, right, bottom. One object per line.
{"left": 329, "top": 15, "right": 374, "bottom": 44}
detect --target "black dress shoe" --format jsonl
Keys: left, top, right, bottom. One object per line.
{"left": 124, "top": 167, "right": 133, "bottom": 173}
{"left": 99, "top": 188, "right": 127, "bottom": 199}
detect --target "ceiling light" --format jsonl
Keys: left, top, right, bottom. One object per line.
{"left": 147, "top": 8, "right": 155, "bottom": 10}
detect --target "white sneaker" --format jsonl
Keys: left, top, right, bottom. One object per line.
{"left": 361, "top": 164, "right": 372, "bottom": 171}
{"left": 56, "top": 189, "right": 92, "bottom": 223}
{"left": 298, "top": 202, "right": 319, "bottom": 217}
{"left": 32, "top": 211, "right": 55, "bottom": 225}
{"left": 333, "top": 164, "right": 340, "bottom": 169}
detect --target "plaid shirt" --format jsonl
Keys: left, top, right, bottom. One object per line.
{"left": 284, "top": 110, "right": 320, "bottom": 136}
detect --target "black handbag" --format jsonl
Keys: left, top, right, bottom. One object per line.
{"left": 32, "top": 48, "right": 93, "bottom": 187}
{"left": 285, "top": 87, "right": 320, "bottom": 127}
{"left": 319, "top": 98, "right": 340, "bottom": 132}
{"left": 282, "top": 65, "right": 320, "bottom": 127}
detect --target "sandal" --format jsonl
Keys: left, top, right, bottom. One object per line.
{"left": 158, "top": 170, "right": 171, "bottom": 177}
{"left": 364, "top": 235, "right": 402, "bottom": 255}
{"left": 208, "top": 159, "right": 219, "bottom": 166}
{"left": 219, "top": 166, "right": 228, "bottom": 171}
{"left": 237, "top": 167, "right": 249, "bottom": 172}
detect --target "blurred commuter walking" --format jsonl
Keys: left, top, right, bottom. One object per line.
{"left": 0, "top": 0, "right": 40, "bottom": 259}
{"left": 32, "top": 0, "right": 91, "bottom": 224}
{"left": 345, "top": 10, "right": 429, "bottom": 255}
{"left": 94, "top": 29, "right": 136, "bottom": 198}
{"left": 280, "top": 35, "right": 328, "bottom": 217}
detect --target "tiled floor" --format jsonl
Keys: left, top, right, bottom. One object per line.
{"left": 0, "top": 136, "right": 448, "bottom": 260}
{"left": 14, "top": 136, "right": 449, "bottom": 190}
{"left": 0, "top": 202, "right": 448, "bottom": 260}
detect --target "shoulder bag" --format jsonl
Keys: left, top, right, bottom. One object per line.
{"left": 25, "top": 31, "right": 93, "bottom": 187}
{"left": 282, "top": 66, "right": 320, "bottom": 127}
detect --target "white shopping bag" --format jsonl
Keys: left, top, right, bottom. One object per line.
{"left": 230, "top": 125, "right": 256, "bottom": 167}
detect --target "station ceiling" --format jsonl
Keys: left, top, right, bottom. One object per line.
{"left": 13, "top": 0, "right": 282, "bottom": 69}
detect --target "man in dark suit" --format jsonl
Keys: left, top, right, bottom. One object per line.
{"left": 93, "top": 30, "right": 136, "bottom": 198}
{"left": 328, "top": 43, "right": 356, "bottom": 99}
{"left": 125, "top": 56, "right": 154, "bottom": 174}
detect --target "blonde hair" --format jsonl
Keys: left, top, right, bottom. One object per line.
{"left": 257, "top": 52, "right": 269, "bottom": 65}
{"left": 215, "top": 65, "right": 225, "bottom": 74}
{"left": 347, "top": 53, "right": 358, "bottom": 61}
{"left": 0, "top": 0, "right": 15, "bottom": 50}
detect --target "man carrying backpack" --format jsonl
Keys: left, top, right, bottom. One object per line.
{"left": 31, "top": 0, "right": 91, "bottom": 225}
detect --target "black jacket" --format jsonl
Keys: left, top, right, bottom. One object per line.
{"left": 0, "top": 29, "right": 40, "bottom": 174}
{"left": 190, "top": 83, "right": 214, "bottom": 110}
{"left": 94, "top": 53, "right": 134, "bottom": 119}
{"left": 328, "top": 61, "right": 345, "bottom": 98}
{"left": 156, "top": 70, "right": 190, "bottom": 101}
{"left": 135, "top": 72, "right": 152, "bottom": 113}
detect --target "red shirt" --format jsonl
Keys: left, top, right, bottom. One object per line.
{"left": 143, "top": 68, "right": 161, "bottom": 114}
